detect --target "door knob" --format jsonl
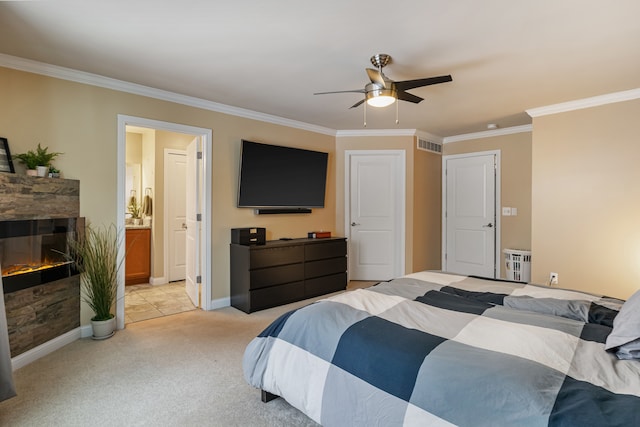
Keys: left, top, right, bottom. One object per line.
{"left": 351, "top": 222, "right": 360, "bottom": 226}
{"left": 482, "top": 223, "right": 493, "bottom": 228}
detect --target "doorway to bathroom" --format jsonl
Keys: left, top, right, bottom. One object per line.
{"left": 116, "top": 115, "right": 212, "bottom": 330}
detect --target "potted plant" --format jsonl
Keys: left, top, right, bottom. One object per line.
{"left": 48, "top": 166, "right": 61, "bottom": 178}
{"left": 13, "top": 143, "right": 62, "bottom": 177}
{"left": 12, "top": 150, "right": 39, "bottom": 176}
{"left": 69, "top": 224, "right": 123, "bottom": 339}
{"left": 128, "top": 200, "right": 142, "bottom": 225}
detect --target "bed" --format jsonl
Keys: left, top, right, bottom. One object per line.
{"left": 243, "top": 271, "right": 640, "bottom": 426}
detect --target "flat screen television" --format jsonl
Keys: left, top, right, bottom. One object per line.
{"left": 237, "top": 140, "right": 328, "bottom": 211}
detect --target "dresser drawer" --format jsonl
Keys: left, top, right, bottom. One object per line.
{"left": 250, "top": 245, "right": 304, "bottom": 269}
{"left": 250, "top": 263, "right": 304, "bottom": 289}
{"left": 250, "top": 281, "right": 305, "bottom": 311}
{"left": 305, "top": 239, "right": 347, "bottom": 261}
{"left": 305, "top": 273, "right": 347, "bottom": 298}
{"left": 305, "top": 257, "right": 347, "bottom": 279}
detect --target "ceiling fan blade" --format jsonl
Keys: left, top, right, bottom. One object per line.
{"left": 366, "top": 68, "right": 388, "bottom": 88}
{"left": 314, "top": 89, "right": 365, "bottom": 95}
{"left": 397, "top": 91, "right": 423, "bottom": 104}
{"left": 349, "top": 99, "right": 366, "bottom": 109}
{"left": 395, "top": 75, "right": 453, "bottom": 91}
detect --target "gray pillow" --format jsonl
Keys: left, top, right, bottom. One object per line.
{"left": 605, "top": 289, "right": 640, "bottom": 351}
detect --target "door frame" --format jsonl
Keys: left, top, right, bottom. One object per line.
{"left": 344, "top": 149, "right": 406, "bottom": 280}
{"left": 441, "top": 150, "right": 501, "bottom": 277}
{"left": 164, "top": 148, "right": 187, "bottom": 283}
{"left": 117, "top": 115, "right": 213, "bottom": 330}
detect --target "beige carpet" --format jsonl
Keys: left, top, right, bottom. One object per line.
{"left": 0, "top": 281, "right": 376, "bottom": 426}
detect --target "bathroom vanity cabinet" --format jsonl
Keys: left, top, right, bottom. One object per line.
{"left": 125, "top": 227, "right": 151, "bottom": 285}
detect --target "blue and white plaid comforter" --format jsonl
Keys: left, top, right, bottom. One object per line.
{"left": 243, "top": 272, "right": 640, "bottom": 426}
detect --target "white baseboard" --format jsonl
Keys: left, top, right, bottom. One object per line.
{"left": 11, "top": 327, "right": 82, "bottom": 371}
{"left": 80, "top": 324, "right": 93, "bottom": 338}
{"left": 209, "top": 297, "right": 230, "bottom": 310}
{"left": 149, "top": 276, "right": 167, "bottom": 285}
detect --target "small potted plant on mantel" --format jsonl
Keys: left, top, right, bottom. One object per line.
{"left": 13, "top": 143, "right": 62, "bottom": 177}
{"left": 69, "top": 224, "right": 123, "bottom": 339}
{"left": 48, "top": 166, "right": 61, "bottom": 178}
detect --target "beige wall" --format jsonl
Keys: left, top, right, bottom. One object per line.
{"left": 532, "top": 99, "right": 640, "bottom": 299}
{"left": 335, "top": 135, "right": 442, "bottom": 275}
{"left": 443, "top": 132, "right": 532, "bottom": 278}
{"left": 125, "top": 132, "right": 142, "bottom": 164}
{"left": 412, "top": 143, "right": 442, "bottom": 272}
{"left": 0, "top": 66, "right": 335, "bottom": 323}
{"left": 208, "top": 116, "right": 336, "bottom": 302}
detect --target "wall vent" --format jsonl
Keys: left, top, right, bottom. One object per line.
{"left": 417, "top": 138, "right": 442, "bottom": 154}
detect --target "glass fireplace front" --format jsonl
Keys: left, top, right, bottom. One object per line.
{"left": 0, "top": 218, "right": 81, "bottom": 294}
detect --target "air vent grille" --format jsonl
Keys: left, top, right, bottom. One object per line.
{"left": 417, "top": 138, "right": 442, "bottom": 154}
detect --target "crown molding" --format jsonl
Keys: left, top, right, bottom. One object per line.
{"left": 0, "top": 53, "right": 337, "bottom": 136}
{"left": 443, "top": 124, "right": 532, "bottom": 144}
{"left": 336, "top": 128, "right": 421, "bottom": 138}
{"left": 526, "top": 88, "right": 640, "bottom": 118}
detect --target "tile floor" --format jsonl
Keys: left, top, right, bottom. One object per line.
{"left": 124, "top": 281, "right": 197, "bottom": 324}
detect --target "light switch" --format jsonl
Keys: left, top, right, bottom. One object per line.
{"left": 511, "top": 207, "right": 518, "bottom": 216}
{"left": 502, "top": 207, "right": 511, "bottom": 216}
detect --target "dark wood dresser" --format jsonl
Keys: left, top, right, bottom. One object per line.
{"left": 230, "top": 237, "right": 347, "bottom": 313}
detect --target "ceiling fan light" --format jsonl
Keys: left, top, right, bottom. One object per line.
{"left": 367, "top": 95, "right": 396, "bottom": 107}
{"left": 366, "top": 87, "right": 397, "bottom": 107}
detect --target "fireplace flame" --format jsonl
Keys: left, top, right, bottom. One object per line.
{"left": 2, "top": 261, "right": 73, "bottom": 278}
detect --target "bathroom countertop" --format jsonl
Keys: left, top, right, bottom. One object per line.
{"left": 125, "top": 224, "right": 151, "bottom": 229}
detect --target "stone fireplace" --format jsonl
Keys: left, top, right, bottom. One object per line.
{"left": 0, "top": 174, "right": 81, "bottom": 357}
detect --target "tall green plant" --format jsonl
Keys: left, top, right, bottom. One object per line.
{"left": 70, "top": 224, "right": 123, "bottom": 321}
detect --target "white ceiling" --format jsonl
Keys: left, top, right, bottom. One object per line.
{"left": 0, "top": 0, "right": 639, "bottom": 137}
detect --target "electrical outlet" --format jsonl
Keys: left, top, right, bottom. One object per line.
{"left": 549, "top": 272, "right": 559, "bottom": 286}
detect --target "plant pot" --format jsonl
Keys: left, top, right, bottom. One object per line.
{"left": 26, "top": 169, "right": 38, "bottom": 176}
{"left": 36, "top": 166, "right": 49, "bottom": 177}
{"left": 132, "top": 218, "right": 142, "bottom": 225}
{"left": 91, "top": 316, "right": 116, "bottom": 340}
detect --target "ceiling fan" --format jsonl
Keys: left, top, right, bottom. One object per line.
{"left": 314, "top": 53, "right": 453, "bottom": 109}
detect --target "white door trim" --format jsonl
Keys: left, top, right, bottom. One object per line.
{"left": 185, "top": 138, "right": 201, "bottom": 307}
{"left": 117, "top": 115, "right": 213, "bottom": 330}
{"left": 344, "top": 149, "right": 406, "bottom": 280}
{"left": 441, "top": 150, "right": 501, "bottom": 277}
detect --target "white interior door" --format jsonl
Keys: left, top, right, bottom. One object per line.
{"left": 166, "top": 150, "right": 187, "bottom": 282}
{"left": 443, "top": 153, "right": 497, "bottom": 278}
{"left": 185, "top": 138, "right": 201, "bottom": 307}
{"left": 346, "top": 151, "right": 405, "bottom": 281}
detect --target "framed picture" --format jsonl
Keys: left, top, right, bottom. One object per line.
{"left": 0, "top": 137, "right": 15, "bottom": 173}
